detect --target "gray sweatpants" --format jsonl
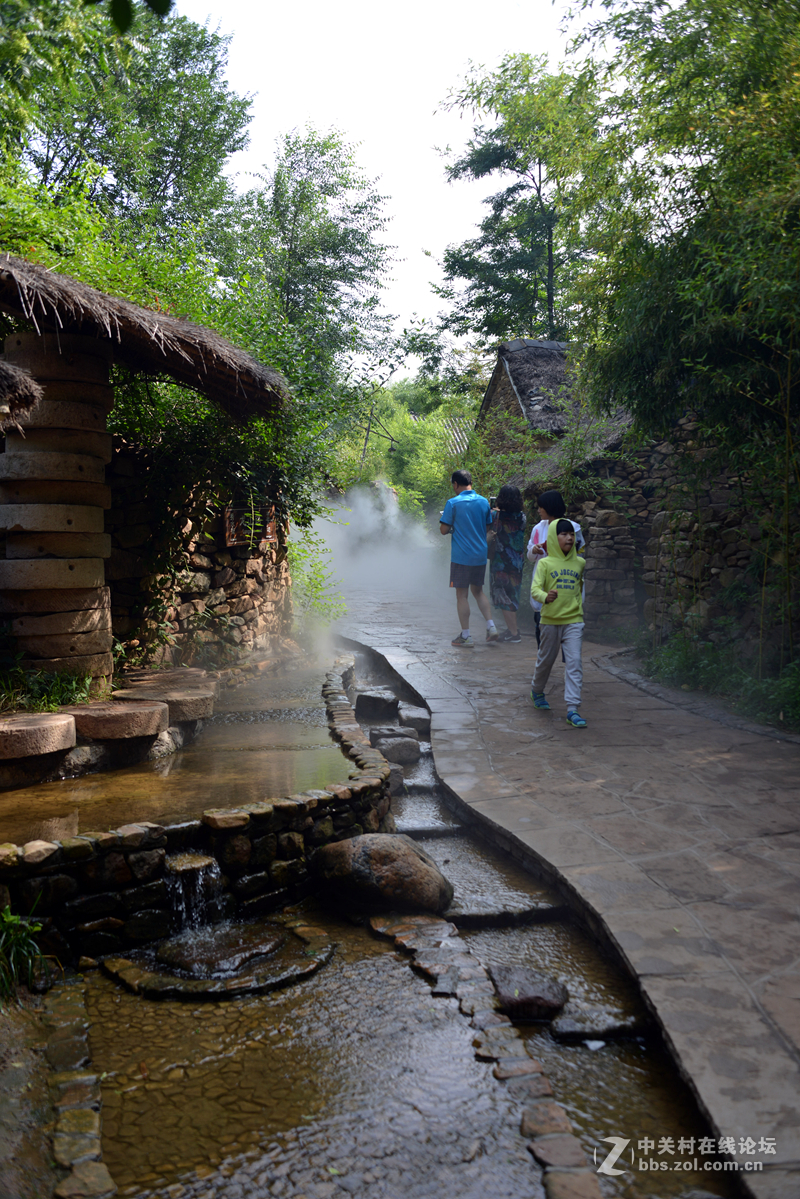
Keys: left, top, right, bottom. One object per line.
{"left": 531, "top": 621, "right": 584, "bottom": 709}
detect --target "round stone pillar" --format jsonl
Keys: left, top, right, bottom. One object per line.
{"left": 0, "top": 332, "right": 113, "bottom": 683}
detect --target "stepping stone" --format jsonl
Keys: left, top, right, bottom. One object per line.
{"left": 0, "top": 558, "right": 105, "bottom": 589}
{"left": 398, "top": 703, "right": 431, "bottom": 734}
{"left": 0, "top": 504, "right": 105, "bottom": 533}
{"left": 156, "top": 922, "right": 286, "bottom": 976}
{"left": 520, "top": 1103, "right": 574, "bottom": 1137}
{"left": 17, "top": 629, "right": 113, "bottom": 657}
{"left": 374, "top": 736, "right": 421, "bottom": 764}
{"left": 19, "top": 651, "right": 112, "bottom": 677}
{"left": 0, "top": 712, "right": 75, "bottom": 759}
{"left": 54, "top": 1159, "right": 117, "bottom": 1198}
{"left": 354, "top": 688, "right": 399, "bottom": 720}
{"left": 551, "top": 1002, "right": 645, "bottom": 1041}
{"left": 111, "top": 687, "right": 216, "bottom": 722}
{"left": 488, "top": 964, "right": 568, "bottom": 1019}
{"left": 369, "top": 725, "right": 419, "bottom": 745}
{"left": 62, "top": 701, "right": 169, "bottom": 740}
{"left": 529, "top": 1134, "right": 588, "bottom": 1168}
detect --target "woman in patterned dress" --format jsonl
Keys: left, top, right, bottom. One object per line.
{"left": 488, "top": 483, "right": 527, "bottom": 642}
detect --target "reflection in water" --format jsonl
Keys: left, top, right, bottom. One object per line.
{"left": 0, "top": 665, "right": 354, "bottom": 844}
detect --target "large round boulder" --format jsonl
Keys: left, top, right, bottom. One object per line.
{"left": 311, "top": 834, "right": 454, "bottom": 913}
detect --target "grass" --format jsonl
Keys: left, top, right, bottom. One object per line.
{"left": 0, "top": 906, "right": 47, "bottom": 1002}
{"left": 635, "top": 628, "right": 800, "bottom": 732}
{"left": 0, "top": 661, "right": 95, "bottom": 713}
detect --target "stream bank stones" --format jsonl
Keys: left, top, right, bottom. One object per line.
{"left": 311, "top": 833, "right": 454, "bottom": 913}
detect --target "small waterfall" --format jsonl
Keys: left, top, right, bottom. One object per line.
{"left": 165, "top": 853, "right": 222, "bottom": 929}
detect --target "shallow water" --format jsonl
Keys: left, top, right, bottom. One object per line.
{"left": 0, "top": 665, "right": 353, "bottom": 844}
{"left": 16, "top": 652, "right": 733, "bottom": 1198}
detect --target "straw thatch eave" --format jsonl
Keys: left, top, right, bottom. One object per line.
{"left": 0, "top": 359, "right": 44, "bottom": 432}
{"left": 0, "top": 255, "right": 289, "bottom": 422}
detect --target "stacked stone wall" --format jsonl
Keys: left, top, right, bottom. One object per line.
{"left": 106, "top": 445, "right": 292, "bottom": 665}
{"left": 0, "top": 668, "right": 393, "bottom": 962}
{"left": 556, "top": 415, "right": 790, "bottom": 656}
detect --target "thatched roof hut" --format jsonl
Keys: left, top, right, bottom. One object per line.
{"left": 478, "top": 338, "right": 631, "bottom": 496}
{"left": 0, "top": 359, "right": 44, "bottom": 432}
{"left": 478, "top": 338, "right": 572, "bottom": 436}
{"left": 0, "top": 255, "right": 288, "bottom": 421}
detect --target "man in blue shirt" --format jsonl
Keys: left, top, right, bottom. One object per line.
{"left": 440, "top": 469, "right": 499, "bottom": 647}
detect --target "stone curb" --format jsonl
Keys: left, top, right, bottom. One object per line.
{"left": 0, "top": 655, "right": 393, "bottom": 964}
{"left": 338, "top": 636, "right": 796, "bottom": 1199}
{"left": 43, "top": 978, "right": 118, "bottom": 1198}
{"left": 593, "top": 648, "right": 800, "bottom": 745}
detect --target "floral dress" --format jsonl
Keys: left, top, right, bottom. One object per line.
{"left": 490, "top": 510, "right": 527, "bottom": 611}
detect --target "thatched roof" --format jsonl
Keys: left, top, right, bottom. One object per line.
{"left": 0, "top": 255, "right": 288, "bottom": 421}
{"left": 479, "top": 339, "right": 572, "bottom": 435}
{"left": 0, "top": 359, "right": 43, "bottom": 432}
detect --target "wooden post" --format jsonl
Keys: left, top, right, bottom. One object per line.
{"left": 0, "top": 333, "right": 114, "bottom": 686}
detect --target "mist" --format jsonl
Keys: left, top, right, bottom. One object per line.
{"left": 315, "top": 485, "right": 452, "bottom": 620}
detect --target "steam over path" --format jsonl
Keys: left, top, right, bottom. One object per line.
{"left": 325, "top": 493, "right": 800, "bottom": 1199}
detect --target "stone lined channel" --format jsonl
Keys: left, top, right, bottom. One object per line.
{"left": 0, "top": 664, "right": 353, "bottom": 845}
{"left": 40, "top": 653, "right": 734, "bottom": 1199}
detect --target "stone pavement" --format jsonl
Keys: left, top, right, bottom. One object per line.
{"left": 337, "top": 578, "right": 800, "bottom": 1199}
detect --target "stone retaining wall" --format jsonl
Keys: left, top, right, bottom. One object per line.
{"left": 0, "top": 661, "right": 394, "bottom": 962}
{"left": 106, "top": 446, "right": 292, "bottom": 665}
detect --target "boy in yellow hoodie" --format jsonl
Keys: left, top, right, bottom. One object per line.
{"left": 530, "top": 519, "right": 587, "bottom": 728}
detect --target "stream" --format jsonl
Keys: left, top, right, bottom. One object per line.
{"left": 6, "top": 653, "right": 734, "bottom": 1198}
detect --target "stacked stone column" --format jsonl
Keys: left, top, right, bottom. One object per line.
{"left": 0, "top": 333, "right": 113, "bottom": 684}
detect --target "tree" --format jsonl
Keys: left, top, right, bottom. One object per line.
{"left": 17, "top": 9, "right": 251, "bottom": 230}
{"left": 438, "top": 58, "right": 599, "bottom": 343}
{"left": 216, "top": 129, "right": 395, "bottom": 366}
{"left": 569, "top": 0, "right": 800, "bottom": 446}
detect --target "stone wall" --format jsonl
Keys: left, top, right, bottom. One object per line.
{"left": 553, "top": 415, "right": 787, "bottom": 655}
{"left": 106, "top": 445, "right": 292, "bottom": 665}
{"left": 0, "top": 668, "right": 394, "bottom": 963}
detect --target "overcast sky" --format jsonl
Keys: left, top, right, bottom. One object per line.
{"left": 177, "top": 0, "right": 572, "bottom": 341}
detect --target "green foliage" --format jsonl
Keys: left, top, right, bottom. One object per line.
{"left": 0, "top": 906, "right": 47, "bottom": 1000}
{"left": 439, "top": 57, "right": 598, "bottom": 342}
{"left": 10, "top": 8, "right": 249, "bottom": 230}
{"left": 216, "top": 129, "right": 395, "bottom": 365}
{"left": 635, "top": 628, "right": 800, "bottom": 732}
{"left": 0, "top": 658, "right": 95, "bottom": 713}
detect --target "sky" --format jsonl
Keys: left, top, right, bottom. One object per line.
{"left": 176, "top": 0, "right": 572, "bottom": 341}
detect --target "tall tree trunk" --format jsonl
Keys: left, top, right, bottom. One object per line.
{"left": 546, "top": 223, "right": 555, "bottom": 339}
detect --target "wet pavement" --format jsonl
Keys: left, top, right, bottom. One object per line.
{"left": 335, "top": 546, "right": 800, "bottom": 1199}
{"left": 0, "top": 665, "right": 353, "bottom": 845}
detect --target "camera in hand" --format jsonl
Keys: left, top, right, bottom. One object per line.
{"left": 489, "top": 496, "right": 497, "bottom": 508}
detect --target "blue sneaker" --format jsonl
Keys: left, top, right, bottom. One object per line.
{"left": 566, "top": 710, "right": 587, "bottom": 728}
{"left": 531, "top": 690, "right": 550, "bottom": 710}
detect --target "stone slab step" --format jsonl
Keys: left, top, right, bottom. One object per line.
{"left": 0, "top": 452, "right": 106, "bottom": 484}
{"left": 61, "top": 700, "right": 169, "bottom": 740}
{"left": 0, "top": 505, "right": 105, "bottom": 534}
{"left": 11, "top": 608, "right": 111, "bottom": 636}
{"left": 16, "top": 629, "right": 113, "bottom": 657}
{"left": 19, "top": 651, "right": 113, "bottom": 677}
{"left": 5, "top": 334, "right": 111, "bottom": 382}
{"left": 0, "top": 712, "right": 76, "bottom": 759}
{"left": 20, "top": 399, "right": 111, "bottom": 431}
{"left": 5, "top": 429, "right": 112, "bottom": 463}
{"left": 0, "top": 559, "right": 105, "bottom": 589}
{"left": 0, "top": 481, "right": 112, "bottom": 508}
{"left": 0, "top": 587, "right": 110, "bottom": 616}
{"left": 111, "top": 687, "right": 216, "bottom": 722}
{"left": 6, "top": 532, "right": 111, "bottom": 559}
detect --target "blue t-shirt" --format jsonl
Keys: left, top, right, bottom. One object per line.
{"left": 442, "top": 490, "right": 492, "bottom": 566}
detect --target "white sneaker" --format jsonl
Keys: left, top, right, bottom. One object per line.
{"left": 486, "top": 627, "right": 500, "bottom": 642}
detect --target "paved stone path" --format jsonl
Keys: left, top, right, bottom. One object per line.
{"left": 337, "top": 573, "right": 800, "bottom": 1199}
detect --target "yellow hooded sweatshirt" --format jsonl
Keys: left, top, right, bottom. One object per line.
{"left": 530, "top": 520, "right": 586, "bottom": 625}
